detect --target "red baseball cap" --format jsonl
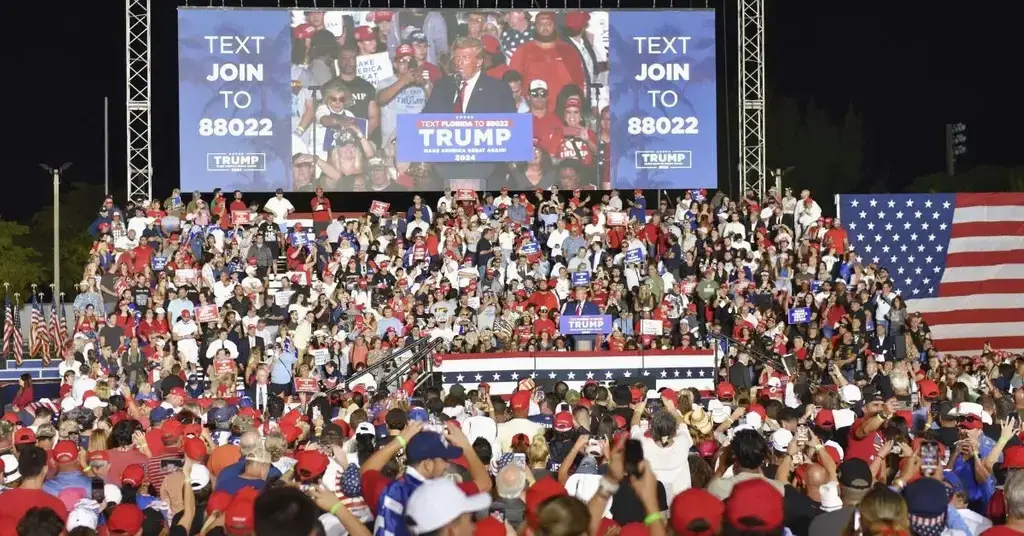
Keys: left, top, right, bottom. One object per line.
{"left": 52, "top": 440, "right": 78, "bottom": 464}
{"left": 162, "top": 418, "right": 185, "bottom": 438}
{"left": 525, "top": 478, "right": 567, "bottom": 529}
{"left": 354, "top": 26, "right": 374, "bottom": 42}
{"left": 184, "top": 438, "right": 207, "bottom": 462}
{"left": 225, "top": 488, "right": 260, "bottom": 535}
{"left": 716, "top": 382, "right": 736, "bottom": 401}
{"left": 918, "top": 379, "right": 940, "bottom": 400}
{"left": 660, "top": 388, "right": 678, "bottom": 406}
{"left": 14, "top": 428, "right": 36, "bottom": 445}
{"left": 1004, "top": 446, "right": 1024, "bottom": 470}
{"left": 510, "top": 390, "right": 531, "bottom": 413}
{"left": 293, "top": 23, "right": 316, "bottom": 40}
{"left": 122, "top": 464, "right": 145, "bottom": 487}
{"left": 168, "top": 387, "right": 187, "bottom": 398}
{"left": 87, "top": 450, "right": 110, "bottom": 464}
{"left": 553, "top": 411, "right": 574, "bottom": 433}
{"left": 107, "top": 504, "right": 145, "bottom": 534}
{"left": 183, "top": 423, "right": 203, "bottom": 439}
{"left": 813, "top": 409, "right": 836, "bottom": 430}
{"left": 726, "top": 479, "right": 783, "bottom": 531}
{"left": 294, "top": 450, "right": 329, "bottom": 481}
{"left": 670, "top": 488, "right": 724, "bottom": 536}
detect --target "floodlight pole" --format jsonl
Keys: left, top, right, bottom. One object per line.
{"left": 40, "top": 163, "right": 72, "bottom": 297}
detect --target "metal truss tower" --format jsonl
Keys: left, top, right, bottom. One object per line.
{"left": 738, "top": 0, "right": 765, "bottom": 198}
{"left": 127, "top": 0, "right": 153, "bottom": 202}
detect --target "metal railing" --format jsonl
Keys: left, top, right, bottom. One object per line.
{"left": 376, "top": 338, "right": 444, "bottom": 393}
{"left": 343, "top": 336, "right": 437, "bottom": 391}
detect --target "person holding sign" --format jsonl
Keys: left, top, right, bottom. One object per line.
{"left": 335, "top": 46, "right": 381, "bottom": 144}
{"left": 376, "top": 43, "right": 429, "bottom": 143}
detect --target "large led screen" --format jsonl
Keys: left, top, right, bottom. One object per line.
{"left": 178, "top": 8, "right": 717, "bottom": 192}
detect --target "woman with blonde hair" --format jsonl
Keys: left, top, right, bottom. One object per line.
{"left": 844, "top": 486, "right": 909, "bottom": 536}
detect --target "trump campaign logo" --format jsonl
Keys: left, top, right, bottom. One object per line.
{"left": 207, "top": 153, "right": 267, "bottom": 172}
{"left": 635, "top": 150, "right": 692, "bottom": 170}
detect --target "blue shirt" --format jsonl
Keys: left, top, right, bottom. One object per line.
{"left": 271, "top": 350, "right": 298, "bottom": 385}
{"left": 42, "top": 470, "right": 91, "bottom": 499}
{"left": 214, "top": 459, "right": 282, "bottom": 494}
{"left": 952, "top": 434, "right": 999, "bottom": 511}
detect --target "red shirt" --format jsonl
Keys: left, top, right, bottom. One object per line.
{"left": 558, "top": 128, "right": 596, "bottom": 166}
{"left": 846, "top": 417, "right": 884, "bottom": 463}
{"left": 509, "top": 41, "right": 586, "bottom": 113}
{"left": 311, "top": 196, "right": 332, "bottom": 222}
{"left": 532, "top": 112, "right": 564, "bottom": 156}
{"left": 824, "top": 228, "right": 849, "bottom": 254}
{"left": 0, "top": 488, "right": 68, "bottom": 535}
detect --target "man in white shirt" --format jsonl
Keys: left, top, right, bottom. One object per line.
{"left": 496, "top": 391, "right": 542, "bottom": 453}
{"left": 212, "top": 272, "right": 236, "bottom": 307}
{"left": 205, "top": 329, "right": 239, "bottom": 362}
{"left": 264, "top": 189, "right": 295, "bottom": 232}
{"left": 172, "top": 310, "right": 200, "bottom": 366}
{"left": 246, "top": 366, "right": 272, "bottom": 413}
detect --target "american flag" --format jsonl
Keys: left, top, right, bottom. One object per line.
{"left": 439, "top": 350, "right": 716, "bottom": 395}
{"left": 2, "top": 295, "right": 11, "bottom": 359}
{"left": 839, "top": 193, "right": 1024, "bottom": 354}
{"left": 30, "top": 293, "right": 49, "bottom": 363}
{"left": 12, "top": 297, "right": 23, "bottom": 365}
{"left": 48, "top": 296, "right": 62, "bottom": 359}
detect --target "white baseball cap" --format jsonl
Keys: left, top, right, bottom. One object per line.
{"left": 190, "top": 464, "right": 212, "bottom": 490}
{"left": 840, "top": 384, "right": 862, "bottom": 404}
{"left": 67, "top": 506, "right": 99, "bottom": 531}
{"left": 406, "top": 478, "right": 491, "bottom": 534}
{"left": 528, "top": 79, "right": 548, "bottom": 91}
{"left": 770, "top": 429, "right": 793, "bottom": 452}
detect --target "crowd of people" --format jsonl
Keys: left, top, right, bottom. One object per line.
{"left": 290, "top": 9, "right": 610, "bottom": 192}
{"left": 0, "top": 182, "right": 1016, "bottom": 536}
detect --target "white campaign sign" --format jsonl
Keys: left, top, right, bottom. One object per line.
{"left": 357, "top": 52, "right": 395, "bottom": 87}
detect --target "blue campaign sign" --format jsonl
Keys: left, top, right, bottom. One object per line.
{"left": 625, "top": 248, "right": 645, "bottom": 264}
{"left": 152, "top": 257, "right": 168, "bottom": 270}
{"left": 811, "top": 280, "right": 823, "bottom": 292}
{"left": 608, "top": 11, "right": 718, "bottom": 189}
{"left": 396, "top": 114, "right": 533, "bottom": 163}
{"left": 521, "top": 241, "right": 540, "bottom": 255}
{"left": 788, "top": 307, "right": 812, "bottom": 325}
{"left": 571, "top": 272, "right": 591, "bottom": 287}
{"left": 559, "top": 315, "right": 613, "bottom": 335}
{"left": 177, "top": 9, "right": 292, "bottom": 192}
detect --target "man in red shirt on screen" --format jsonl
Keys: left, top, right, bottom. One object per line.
{"left": 509, "top": 11, "right": 585, "bottom": 108}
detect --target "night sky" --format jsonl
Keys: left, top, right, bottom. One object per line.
{"left": 2, "top": 1, "right": 1019, "bottom": 221}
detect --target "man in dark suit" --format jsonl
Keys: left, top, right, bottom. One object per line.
{"left": 868, "top": 323, "right": 893, "bottom": 359}
{"left": 423, "top": 36, "right": 517, "bottom": 188}
{"left": 237, "top": 324, "right": 266, "bottom": 369}
{"left": 244, "top": 366, "right": 273, "bottom": 414}
{"left": 562, "top": 286, "right": 600, "bottom": 316}
{"left": 728, "top": 352, "right": 754, "bottom": 394}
